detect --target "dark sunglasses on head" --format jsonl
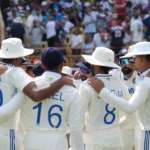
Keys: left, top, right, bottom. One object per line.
{"left": 119, "top": 59, "right": 129, "bottom": 65}
{"left": 81, "top": 68, "right": 90, "bottom": 74}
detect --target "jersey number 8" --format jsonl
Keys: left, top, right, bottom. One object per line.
{"left": 104, "top": 103, "right": 116, "bottom": 124}
{"left": 33, "top": 102, "right": 63, "bottom": 128}
{"left": 0, "top": 90, "right": 3, "bottom": 107}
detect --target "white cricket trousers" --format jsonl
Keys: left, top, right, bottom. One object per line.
{"left": 86, "top": 145, "right": 122, "bottom": 150}
{"left": 0, "top": 128, "right": 17, "bottom": 150}
{"left": 121, "top": 129, "right": 134, "bottom": 150}
{"left": 24, "top": 130, "right": 68, "bottom": 150}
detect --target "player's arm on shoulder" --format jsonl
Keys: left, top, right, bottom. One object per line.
{"left": 0, "top": 91, "right": 25, "bottom": 122}
{"left": 68, "top": 92, "right": 84, "bottom": 150}
{"left": 8, "top": 68, "right": 74, "bottom": 102}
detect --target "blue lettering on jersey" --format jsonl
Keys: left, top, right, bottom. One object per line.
{"left": 51, "top": 92, "right": 65, "bottom": 101}
{"left": 129, "top": 88, "right": 135, "bottom": 94}
{"left": 104, "top": 89, "right": 123, "bottom": 125}
{"left": 111, "top": 90, "right": 123, "bottom": 97}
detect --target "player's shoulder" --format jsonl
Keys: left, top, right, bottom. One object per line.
{"left": 96, "top": 74, "right": 113, "bottom": 82}
{"left": 61, "top": 85, "right": 78, "bottom": 94}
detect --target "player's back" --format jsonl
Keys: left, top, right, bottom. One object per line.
{"left": 0, "top": 65, "right": 19, "bottom": 129}
{"left": 25, "top": 71, "right": 80, "bottom": 132}
{"left": 80, "top": 74, "right": 129, "bottom": 147}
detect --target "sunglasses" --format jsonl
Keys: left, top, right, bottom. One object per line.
{"left": 119, "top": 59, "right": 129, "bottom": 65}
{"left": 81, "top": 68, "right": 90, "bottom": 74}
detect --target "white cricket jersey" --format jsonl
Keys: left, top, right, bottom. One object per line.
{"left": 109, "top": 69, "right": 124, "bottom": 80}
{"left": 24, "top": 71, "right": 83, "bottom": 150}
{"left": 0, "top": 65, "right": 33, "bottom": 130}
{"left": 123, "top": 71, "right": 137, "bottom": 96}
{"left": 99, "top": 69, "right": 150, "bottom": 131}
{"left": 79, "top": 74, "right": 130, "bottom": 147}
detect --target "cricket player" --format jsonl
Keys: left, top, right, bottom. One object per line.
{"left": 116, "top": 49, "right": 140, "bottom": 150}
{"left": 88, "top": 41, "right": 150, "bottom": 150}
{"left": 0, "top": 38, "right": 73, "bottom": 150}
{"left": 22, "top": 48, "right": 83, "bottom": 150}
{"left": 79, "top": 47, "right": 131, "bottom": 150}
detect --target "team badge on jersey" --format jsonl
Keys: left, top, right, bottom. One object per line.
{"left": 49, "top": 77, "right": 53, "bottom": 80}
{"left": 107, "top": 78, "right": 110, "bottom": 81}
{"left": 132, "top": 78, "right": 136, "bottom": 84}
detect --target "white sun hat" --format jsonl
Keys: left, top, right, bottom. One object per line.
{"left": 120, "top": 41, "right": 150, "bottom": 58}
{"left": 61, "top": 66, "right": 72, "bottom": 76}
{"left": 0, "top": 38, "right": 34, "bottom": 59}
{"left": 82, "top": 47, "right": 120, "bottom": 68}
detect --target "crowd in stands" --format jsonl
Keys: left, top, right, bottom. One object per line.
{"left": 2, "top": 0, "right": 150, "bottom": 55}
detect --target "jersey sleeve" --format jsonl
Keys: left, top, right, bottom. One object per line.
{"left": 99, "top": 81, "right": 149, "bottom": 114}
{"left": 8, "top": 67, "right": 34, "bottom": 91}
{"left": 67, "top": 91, "right": 84, "bottom": 150}
{"left": 0, "top": 91, "right": 25, "bottom": 122}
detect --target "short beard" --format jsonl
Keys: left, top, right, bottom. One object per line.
{"left": 122, "top": 67, "right": 133, "bottom": 75}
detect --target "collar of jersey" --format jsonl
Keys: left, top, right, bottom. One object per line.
{"left": 0, "top": 62, "right": 15, "bottom": 68}
{"left": 95, "top": 74, "right": 112, "bottom": 78}
{"left": 124, "top": 70, "right": 138, "bottom": 81}
{"left": 43, "top": 71, "right": 61, "bottom": 81}
{"left": 139, "top": 68, "right": 150, "bottom": 77}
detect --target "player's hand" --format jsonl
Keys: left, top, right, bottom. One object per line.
{"left": 0, "top": 64, "right": 8, "bottom": 75}
{"left": 87, "top": 77, "right": 105, "bottom": 93}
{"left": 61, "top": 76, "right": 75, "bottom": 87}
{"left": 73, "top": 70, "right": 81, "bottom": 79}
{"left": 146, "top": 71, "right": 150, "bottom": 77}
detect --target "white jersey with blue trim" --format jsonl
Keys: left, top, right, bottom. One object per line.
{"left": 123, "top": 71, "right": 137, "bottom": 96}
{"left": 79, "top": 74, "right": 130, "bottom": 147}
{"left": 0, "top": 64, "right": 33, "bottom": 130}
{"left": 24, "top": 71, "right": 83, "bottom": 150}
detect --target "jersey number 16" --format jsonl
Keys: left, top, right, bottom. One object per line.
{"left": 33, "top": 102, "right": 63, "bottom": 128}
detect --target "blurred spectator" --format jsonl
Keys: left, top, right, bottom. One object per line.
{"left": 25, "top": 10, "right": 35, "bottom": 47}
{"left": 52, "top": 10, "right": 63, "bottom": 22}
{"left": 93, "top": 28, "right": 110, "bottom": 47}
{"left": 122, "top": 15, "right": 130, "bottom": 29}
{"left": 82, "top": 34, "right": 94, "bottom": 54}
{"left": 100, "top": 0, "right": 113, "bottom": 12}
{"left": 64, "top": 0, "right": 75, "bottom": 9}
{"left": 115, "top": 0, "right": 127, "bottom": 18}
{"left": 55, "top": 19, "right": 67, "bottom": 46}
{"left": 130, "top": 14, "right": 143, "bottom": 43}
{"left": 109, "top": 20, "right": 125, "bottom": 53}
{"left": 46, "top": 14, "right": 56, "bottom": 47}
{"left": 8, "top": 17, "right": 25, "bottom": 43}
{"left": 50, "top": 0, "right": 62, "bottom": 13}
{"left": 108, "top": 13, "right": 122, "bottom": 28}
{"left": 82, "top": 7, "right": 96, "bottom": 34}
{"left": 143, "top": 10, "right": 150, "bottom": 41}
{"left": 34, "top": 10, "right": 43, "bottom": 23}
{"left": 29, "top": 20, "right": 45, "bottom": 48}
{"left": 63, "top": 17, "right": 74, "bottom": 33}
{"left": 97, "top": 13, "right": 108, "bottom": 30}
{"left": 71, "top": 27, "right": 83, "bottom": 55}
{"left": 69, "top": 9, "right": 82, "bottom": 26}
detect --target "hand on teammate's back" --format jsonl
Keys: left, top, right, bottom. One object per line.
{"left": 0, "top": 64, "right": 7, "bottom": 75}
{"left": 87, "top": 77, "right": 105, "bottom": 93}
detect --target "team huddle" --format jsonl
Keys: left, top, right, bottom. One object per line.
{"left": 0, "top": 38, "right": 150, "bottom": 150}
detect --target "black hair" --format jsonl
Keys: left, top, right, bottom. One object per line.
{"left": 145, "top": 55, "right": 150, "bottom": 62}
{"left": 100, "top": 66, "right": 113, "bottom": 74}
